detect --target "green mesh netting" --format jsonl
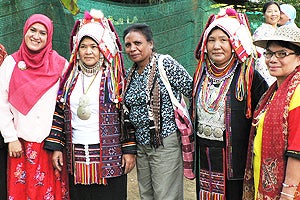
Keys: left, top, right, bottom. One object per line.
{"left": 0, "top": 0, "right": 266, "bottom": 75}
{"left": 0, "top": 0, "right": 74, "bottom": 59}
{"left": 73, "top": 0, "right": 218, "bottom": 74}
{"left": 0, "top": 0, "right": 217, "bottom": 75}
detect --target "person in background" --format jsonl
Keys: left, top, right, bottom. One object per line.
{"left": 44, "top": 9, "right": 136, "bottom": 200}
{"left": 243, "top": 24, "right": 300, "bottom": 200}
{"left": 0, "top": 43, "right": 8, "bottom": 200}
{"left": 0, "top": 14, "right": 69, "bottom": 199}
{"left": 192, "top": 8, "right": 268, "bottom": 199}
{"left": 122, "top": 23, "right": 193, "bottom": 200}
{"left": 278, "top": 4, "right": 298, "bottom": 27}
{"left": 252, "top": 1, "right": 280, "bottom": 86}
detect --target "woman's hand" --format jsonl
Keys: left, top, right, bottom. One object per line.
{"left": 279, "top": 157, "right": 300, "bottom": 200}
{"left": 52, "top": 151, "right": 63, "bottom": 171}
{"left": 8, "top": 140, "right": 23, "bottom": 158}
{"left": 122, "top": 154, "right": 136, "bottom": 174}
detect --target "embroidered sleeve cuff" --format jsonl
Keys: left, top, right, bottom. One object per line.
{"left": 122, "top": 142, "right": 137, "bottom": 154}
{"left": 44, "top": 140, "right": 64, "bottom": 151}
{"left": 285, "top": 150, "right": 300, "bottom": 160}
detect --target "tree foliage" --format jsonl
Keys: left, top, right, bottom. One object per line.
{"left": 59, "top": 0, "right": 79, "bottom": 15}
{"left": 106, "top": 0, "right": 167, "bottom": 3}
{"left": 59, "top": 0, "right": 299, "bottom": 27}
{"left": 244, "top": 0, "right": 299, "bottom": 12}
{"left": 212, "top": 0, "right": 299, "bottom": 27}
{"left": 59, "top": 0, "right": 169, "bottom": 15}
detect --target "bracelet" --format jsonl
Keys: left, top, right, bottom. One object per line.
{"left": 283, "top": 183, "right": 299, "bottom": 188}
{"left": 280, "top": 191, "right": 295, "bottom": 198}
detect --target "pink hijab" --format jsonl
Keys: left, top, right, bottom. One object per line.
{"left": 9, "top": 14, "right": 66, "bottom": 115}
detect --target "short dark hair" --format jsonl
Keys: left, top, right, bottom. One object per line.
{"left": 262, "top": 1, "right": 280, "bottom": 14}
{"left": 266, "top": 40, "right": 300, "bottom": 55}
{"left": 123, "top": 23, "right": 155, "bottom": 51}
{"left": 79, "top": 36, "right": 98, "bottom": 46}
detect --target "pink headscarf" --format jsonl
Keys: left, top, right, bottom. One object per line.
{"left": 8, "top": 14, "right": 66, "bottom": 115}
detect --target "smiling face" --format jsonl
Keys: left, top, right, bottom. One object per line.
{"left": 278, "top": 12, "right": 290, "bottom": 26}
{"left": 24, "top": 23, "right": 48, "bottom": 52}
{"left": 265, "top": 42, "right": 300, "bottom": 86}
{"left": 78, "top": 37, "right": 102, "bottom": 68}
{"left": 264, "top": 4, "right": 280, "bottom": 26}
{"left": 206, "top": 28, "right": 233, "bottom": 67}
{"left": 124, "top": 30, "right": 153, "bottom": 69}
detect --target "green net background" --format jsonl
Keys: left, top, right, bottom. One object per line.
{"left": 0, "top": 0, "right": 74, "bottom": 59}
{"left": 0, "top": 0, "right": 265, "bottom": 75}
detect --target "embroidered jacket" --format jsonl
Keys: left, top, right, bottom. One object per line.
{"left": 44, "top": 68, "right": 136, "bottom": 178}
{"left": 194, "top": 67, "right": 269, "bottom": 179}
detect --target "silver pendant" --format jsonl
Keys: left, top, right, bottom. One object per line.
{"left": 79, "top": 94, "right": 89, "bottom": 107}
{"left": 77, "top": 106, "right": 91, "bottom": 120}
{"left": 77, "top": 95, "right": 91, "bottom": 120}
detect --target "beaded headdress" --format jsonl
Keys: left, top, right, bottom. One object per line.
{"left": 71, "top": 9, "right": 121, "bottom": 64}
{"left": 195, "top": 8, "right": 255, "bottom": 62}
{"left": 193, "top": 8, "right": 256, "bottom": 118}
{"left": 62, "top": 9, "right": 125, "bottom": 107}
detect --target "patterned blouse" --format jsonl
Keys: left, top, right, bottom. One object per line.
{"left": 124, "top": 54, "right": 192, "bottom": 145}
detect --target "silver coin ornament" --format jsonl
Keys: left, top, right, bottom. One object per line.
{"left": 79, "top": 94, "right": 89, "bottom": 106}
{"left": 77, "top": 95, "right": 91, "bottom": 120}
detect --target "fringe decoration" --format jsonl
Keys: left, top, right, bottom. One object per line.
{"left": 74, "top": 162, "right": 107, "bottom": 185}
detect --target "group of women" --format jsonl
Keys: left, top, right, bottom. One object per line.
{"left": 194, "top": 5, "right": 300, "bottom": 200}
{"left": 0, "top": 3, "right": 300, "bottom": 200}
{"left": 252, "top": 1, "right": 297, "bottom": 87}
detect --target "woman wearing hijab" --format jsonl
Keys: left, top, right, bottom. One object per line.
{"left": 44, "top": 9, "right": 136, "bottom": 200}
{"left": 243, "top": 24, "right": 300, "bottom": 200}
{"left": 192, "top": 8, "right": 268, "bottom": 199}
{"left": 0, "top": 14, "right": 68, "bottom": 199}
{"left": 278, "top": 4, "right": 298, "bottom": 27}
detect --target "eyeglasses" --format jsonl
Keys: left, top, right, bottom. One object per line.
{"left": 263, "top": 50, "right": 296, "bottom": 59}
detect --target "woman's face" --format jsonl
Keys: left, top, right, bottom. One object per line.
{"left": 278, "top": 12, "right": 289, "bottom": 26}
{"left": 265, "top": 43, "right": 300, "bottom": 84}
{"left": 264, "top": 4, "right": 280, "bottom": 26}
{"left": 206, "top": 28, "right": 233, "bottom": 67}
{"left": 124, "top": 31, "right": 153, "bottom": 68}
{"left": 24, "top": 23, "right": 48, "bottom": 52}
{"left": 78, "top": 37, "right": 101, "bottom": 68}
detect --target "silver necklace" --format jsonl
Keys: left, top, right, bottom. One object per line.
{"left": 77, "top": 71, "right": 99, "bottom": 120}
{"left": 78, "top": 60, "right": 101, "bottom": 77}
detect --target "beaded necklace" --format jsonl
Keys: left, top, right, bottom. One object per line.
{"left": 201, "top": 58, "right": 238, "bottom": 113}
{"left": 207, "top": 54, "right": 235, "bottom": 83}
{"left": 78, "top": 59, "right": 102, "bottom": 77}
